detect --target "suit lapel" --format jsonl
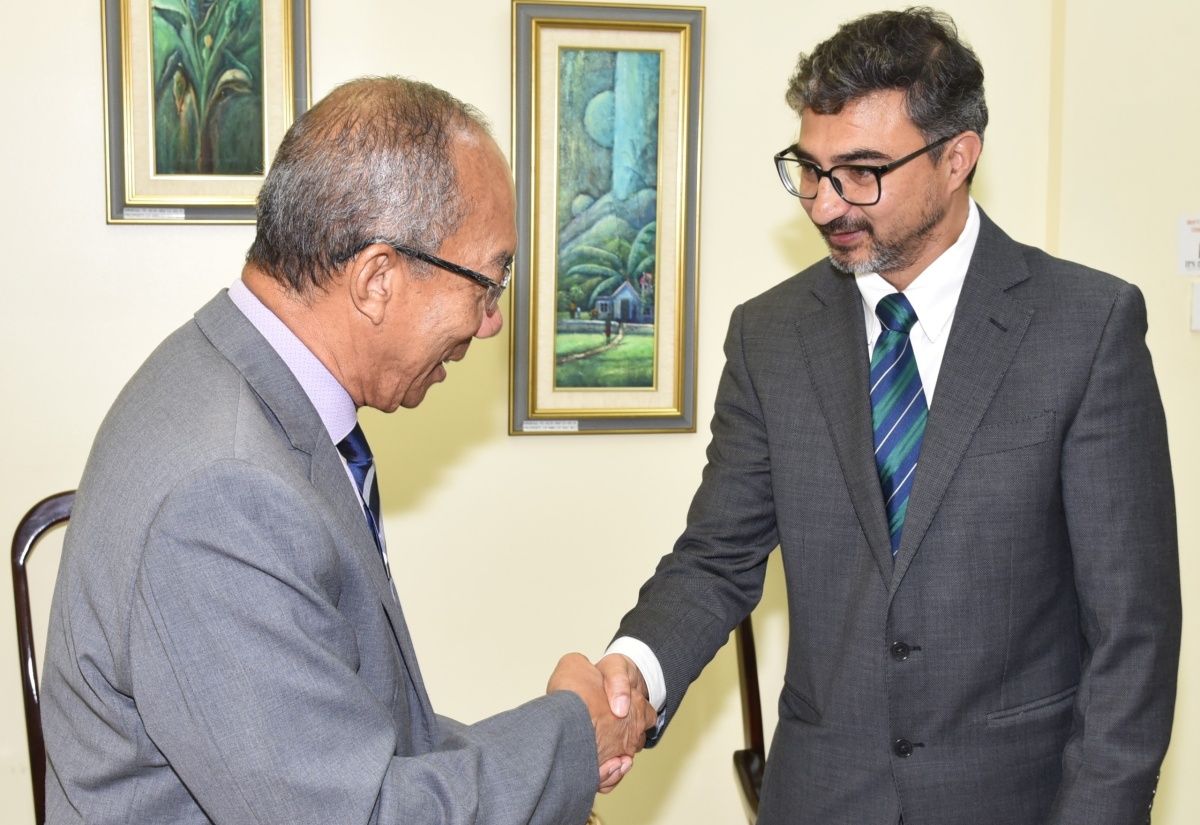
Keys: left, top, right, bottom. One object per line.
{"left": 794, "top": 267, "right": 896, "bottom": 582}
{"left": 192, "top": 292, "right": 438, "bottom": 743}
{"left": 309, "top": 442, "right": 438, "bottom": 748}
{"left": 891, "top": 212, "right": 1034, "bottom": 591}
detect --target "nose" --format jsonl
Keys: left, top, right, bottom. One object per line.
{"left": 806, "top": 176, "right": 852, "bottom": 226}
{"left": 475, "top": 306, "right": 504, "bottom": 339}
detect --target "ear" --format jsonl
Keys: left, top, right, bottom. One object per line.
{"left": 943, "top": 131, "right": 983, "bottom": 192}
{"left": 346, "top": 243, "right": 401, "bottom": 326}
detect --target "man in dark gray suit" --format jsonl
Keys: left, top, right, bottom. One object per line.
{"left": 41, "top": 77, "right": 653, "bottom": 824}
{"left": 599, "top": 9, "right": 1180, "bottom": 824}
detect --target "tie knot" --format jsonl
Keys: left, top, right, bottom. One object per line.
{"left": 337, "top": 423, "right": 373, "bottom": 469}
{"left": 876, "top": 293, "right": 918, "bottom": 334}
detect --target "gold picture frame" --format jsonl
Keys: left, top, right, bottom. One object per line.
{"left": 510, "top": 1, "right": 704, "bottom": 434}
{"left": 101, "top": 0, "right": 311, "bottom": 223}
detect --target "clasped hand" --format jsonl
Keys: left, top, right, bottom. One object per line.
{"left": 547, "top": 652, "right": 655, "bottom": 793}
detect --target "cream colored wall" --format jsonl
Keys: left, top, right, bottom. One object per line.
{"left": 0, "top": 2, "right": 1194, "bottom": 823}
{"left": 1053, "top": 3, "right": 1200, "bottom": 820}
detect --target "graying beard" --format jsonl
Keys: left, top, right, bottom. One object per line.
{"left": 826, "top": 199, "right": 945, "bottom": 276}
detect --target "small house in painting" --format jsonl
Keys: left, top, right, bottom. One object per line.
{"left": 594, "top": 281, "right": 653, "bottom": 323}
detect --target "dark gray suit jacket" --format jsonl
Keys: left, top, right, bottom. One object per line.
{"left": 617, "top": 211, "right": 1180, "bottom": 824}
{"left": 42, "top": 293, "right": 598, "bottom": 824}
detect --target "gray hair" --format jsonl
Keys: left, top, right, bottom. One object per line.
{"left": 247, "top": 76, "right": 492, "bottom": 294}
{"left": 785, "top": 7, "right": 987, "bottom": 180}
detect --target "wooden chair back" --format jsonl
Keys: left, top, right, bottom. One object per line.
{"left": 11, "top": 490, "right": 75, "bottom": 825}
{"left": 733, "top": 614, "right": 766, "bottom": 823}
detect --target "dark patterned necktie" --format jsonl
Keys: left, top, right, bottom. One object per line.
{"left": 337, "top": 423, "right": 392, "bottom": 580}
{"left": 870, "top": 293, "right": 928, "bottom": 557}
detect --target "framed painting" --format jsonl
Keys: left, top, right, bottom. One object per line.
{"left": 510, "top": 1, "right": 704, "bottom": 434}
{"left": 101, "top": 0, "right": 311, "bottom": 223}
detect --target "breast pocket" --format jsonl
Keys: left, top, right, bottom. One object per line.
{"left": 965, "top": 411, "right": 1056, "bottom": 458}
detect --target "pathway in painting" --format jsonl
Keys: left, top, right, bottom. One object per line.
{"left": 555, "top": 327, "right": 626, "bottom": 366}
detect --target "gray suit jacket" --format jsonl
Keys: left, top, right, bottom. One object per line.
{"left": 42, "top": 292, "right": 598, "bottom": 824}
{"left": 617, "top": 211, "right": 1180, "bottom": 825}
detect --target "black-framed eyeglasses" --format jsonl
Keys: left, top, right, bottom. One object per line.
{"left": 773, "top": 135, "right": 953, "bottom": 206}
{"left": 363, "top": 238, "right": 510, "bottom": 314}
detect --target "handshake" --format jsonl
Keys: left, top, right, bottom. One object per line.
{"left": 548, "top": 652, "right": 658, "bottom": 793}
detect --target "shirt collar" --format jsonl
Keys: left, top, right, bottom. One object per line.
{"left": 855, "top": 198, "right": 980, "bottom": 343}
{"left": 227, "top": 278, "right": 359, "bottom": 444}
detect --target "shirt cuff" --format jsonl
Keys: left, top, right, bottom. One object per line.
{"left": 605, "top": 636, "right": 667, "bottom": 711}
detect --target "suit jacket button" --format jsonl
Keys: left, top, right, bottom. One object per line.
{"left": 890, "top": 641, "right": 911, "bottom": 661}
{"left": 893, "top": 738, "right": 914, "bottom": 758}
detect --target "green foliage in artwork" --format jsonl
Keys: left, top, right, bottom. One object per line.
{"left": 565, "top": 263, "right": 619, "bottom": 283}
{"left": 561, "top": 244, "right": 623, "bottom": 274}
{"left": 152, "top": 0, "right": 264, "bottom": 175}
{"left": 627, "top": 222, "right": 656, "bottom": 278}
{"left": 567, "top": 284, "right": 588, "bottom": 309}
{"left": 554, "top": 334, "right": 655, "bottom": 388}
{"left": 555, "top": 218, "right": 658, "bottom": 314}
{"left": 554, "top": 333, "right": 609, "bottom": 360}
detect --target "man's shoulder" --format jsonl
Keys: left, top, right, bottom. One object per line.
{"left": 64, "top": 307, "right": 293, "bottom": 615}
{"left": 977, "top": 210, "right": 1134, "bottom": 306}
{"left": 81, "top": 302, "right": 295, "bottom": 509}
{"left": 740, "top": 258, "right": 843, "bottom": 320}
{"left": 108, "top": 292, "right": 295, "bottom": 445}
{"left": 1019, "top": 244, "right": 1130, "bottom": 296}
{"left": 104, "top": 315, "right": 250, "bottom": 450}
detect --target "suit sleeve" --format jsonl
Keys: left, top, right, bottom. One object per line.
{"left": 130, "top": 461, "right": 598, "bottom": 825}
{"left": 615, "top": 303, "right": 780, "bottom": 734}
{"left": 1049, "top": 283, "right": 1181, "bottom": 824}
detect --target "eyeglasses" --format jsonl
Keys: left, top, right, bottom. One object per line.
{"left": 364, "top": 238, "right": 511, "bottom": 314}
{"left": 773, "top": 135, "right": 953, "bottom": 206}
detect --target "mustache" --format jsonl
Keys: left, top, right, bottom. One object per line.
{"left": 818, "top": 216, "right": 872, "bottom": 238}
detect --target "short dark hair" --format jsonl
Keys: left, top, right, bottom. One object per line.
{"left": 246, "top": 76, "right": 491, "bottom": 294}
{"left": 785, "top": 7, "right": 987, "bottom": 178}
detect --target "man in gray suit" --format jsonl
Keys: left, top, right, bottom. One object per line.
{"left": 41, "top": 77, "right": 654, "bottom": 823}
{"left": 599, "top": 9, "right": 1180, "bottom": 824}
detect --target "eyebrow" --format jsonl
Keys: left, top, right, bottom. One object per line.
{"left": 796, "top": 146, "right": 894, "bottom": 166}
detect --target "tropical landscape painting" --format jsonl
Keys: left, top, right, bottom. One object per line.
{"left": 554, "top": 48, "right": 661, "bottom": 389}
{"left": 152, "top": 0, "right": 265, "bottom": 175}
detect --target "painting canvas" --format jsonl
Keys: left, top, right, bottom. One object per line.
{"left": 152, "top": 0, "right": 265, "bottom": 176}
{"left": 554, "top": 48, "right": 661, "bottom": 389}
{"left": 102, "top": 0, "right": 310, "bottom": 222}
{"left": 511, "top": 2, "right": 704, "bottom": 434}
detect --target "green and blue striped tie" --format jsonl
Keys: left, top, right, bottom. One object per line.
{"left": 870, "top": 293, "right": 928, "bottom": 556}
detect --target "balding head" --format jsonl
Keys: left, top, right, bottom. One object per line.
{"left": 247, "top": 76, "right": 493, "bottom": 295}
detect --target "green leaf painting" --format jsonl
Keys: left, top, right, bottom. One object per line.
{"left": 152, "top": 0, "right": 264, "bottom": 175}
{"left": 554, "top": 48, "right": 661, "bottom": 389}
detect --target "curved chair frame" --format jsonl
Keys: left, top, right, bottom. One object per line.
{"left": 733, "top": 614, "right": 766, "bottom": 822}
{"left": 12, "top": 490, "right": 75, "bottom": 825}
